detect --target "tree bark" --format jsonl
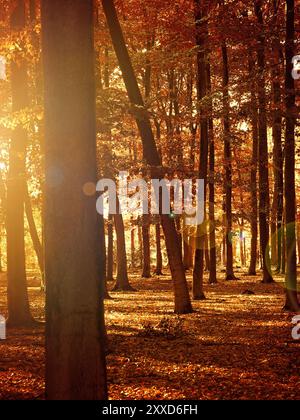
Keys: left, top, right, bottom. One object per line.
{"left": 42, "top": 0, "right": 107, "bottom": 399}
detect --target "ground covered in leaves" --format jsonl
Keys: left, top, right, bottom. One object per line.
{"left": 0, "top": 270, "right": 299, "bottom": 400}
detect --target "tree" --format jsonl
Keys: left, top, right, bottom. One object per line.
{"left": 41, "top": 0, "right": 107, "bottom": 399}
{"left": 113, "top": 201, "right": 135, "bottom": 291}
{"left": 106, "top": 214, "right": 114, "bottom": 281}
{"left": 248, "top": 53, "right": 259, "bottom": 276}
{"left": 142, "top": 214, "right": 151, "bottom": 278}
{"left": 255, "top": 0, "right": 274, "bottom": 284}
{"left": 221, "top": 39, "right": 236, "bottom": 281}
{"left": 271, "top": 0, "right": 283, "bottom": 273}
{"left": 207, "top": 62, "right": 217, "bottom": 284}
{"left": 192, "top": 0, "right": 209, "bottom": 300}
{"left": 154, "top": 222, "right": 163, "bottom": 275}
{"left": 6, "top": 0, "right": 35, "bottom": 327}
{"left": 283, "top": 0, "right": 299, "bottom": 311}
{"left": 24, "top": 183, "right": 44, "bottom": 287}
{"left": 102, "top": 0, "right": 192, "bottom": 314}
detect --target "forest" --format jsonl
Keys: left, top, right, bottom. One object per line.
{"left": 0, "top": 0, "right": 299, "bottom": 402}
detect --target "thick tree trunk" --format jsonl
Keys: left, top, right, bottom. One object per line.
{"left": 255, "top": 1, "right": 274, "bottom": 284}
{"left": 142, "top": 214, "right": 151, "bottom": 278}
{"left": 6, "top": 0, "right": 34, "bottom": 327}
{"left": 222, "top": 42, "right": 236, "bottom": 281}
{"left": 42, "top": 0, "right": 107, "bottom": 399}
{"left": 102, "top": 0, "right": 192, "bottom": 313}
{"left": 283, "top": 0, "right": 299, "bottom": 311}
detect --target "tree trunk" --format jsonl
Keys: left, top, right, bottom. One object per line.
{"left": 271, "top": 3, "right": 284, "bottom": 274}
{"left": 7, "top": 0, "right": 34, "bottom": 327}
{"left": 283, "top": 0, "right": 299, "bottom": 311}
{"left": 142, "top": 214, "right": 151, "bottom": 278}
{"left": 24, "top": 183, "right": 45, "bottom": 287}
{"left": 130, "top": 224, "right": 135, "bottom": 269}
{"left": 138, "top": 224, "right": 143, "bottom": 268}
{"left": 154, "top": 222, "right": 163, "bottom": 275}
{"left": 102, "top": 0, "right": 192, "bottom": 313}
{"left": 222, "top": 41, "right": 236, "bottom": 281}
{"left": 248, "top": 53, "right": 259, "bottom": 276}
{"left": 255, "top": 1, "right": 274, "bottom": 284}
{"left": 42, "top": 0, "right": 107, "bottom": 399}
{"left": 113, "top": 208, "right": 134, "bottom": 291}
{"left": 107, "top": 214, "right": 114, "bottom": 281}
{"left": 192, "top": 0, "right": 209, "bottom": 300}
{"left": 207, "top": 62, "right": 217, "bottom": 284}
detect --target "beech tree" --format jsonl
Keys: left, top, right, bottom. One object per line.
{"left": 283, "top": 0, "right": 299, "bottom": 311}
{"left": 255, "top": 0, "right": 274, "bottom": 284}
{"left": 42, "top": 0, "right": 107, "bottom": 399}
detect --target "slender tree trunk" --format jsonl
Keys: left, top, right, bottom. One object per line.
{"left": 42, "top": 0, "right": 107, "bottom": 399}
{"left": 255, "top": 1, "right": 274, "bottom": 283}
{"left": 297, "top": 220, "right": 300, "bottom": 265}
{"left": 271, "top": 2, "right": 284, "bottom": 274}
{"left": 154, "top": 222, "right": 163, "bottom": 275}
{"left": 207, "top": 63, "right": 217, "bottom": 284}
{"left": 222, "top": 41, "right": 236, "bottom": 281}
{"left": 175, "top": 217, "right": 183, "bottom": 261}
{"left": 102, "top": 0, "right": 192, "bottom": 313}
{"left": 24, "top": 183, "right": 45, "bottom": 283}
{"left": 192, "top": 0, "right": 209, "bottom": 300}
{"left": 107, "top": 214, "right": 114, "bottom": 281}
{"left": 183, "top": 240, "right": 191, "bottom": 270}
{"left": 281, "top": 210, "right": 286, "bottom": 274}
{"left": 0, "top": 172, "right": 6, "bottom": 273}
{"left": 113, "top": 204, "right": 134, "bottom": 291}
{"left": 283, "top": 0, "right": 299, "bottom": 311}
{"left": 138, "top": 224, "right": 143, "bottom": 268}
{"left": 142, "top": 214, "right": 151, "bottom": 278}
{"left": 7, "top": 0, "right": 34, "bottom": 327}
{"left": 130, "top": 225, "right": 135, "bottom": 269}
{"left": 248, "top": 54, "right": 259, "bottom": 276}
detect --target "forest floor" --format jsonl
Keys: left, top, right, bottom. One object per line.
{"left": 0, "top": 269, "right": 299, "bottom": 400}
